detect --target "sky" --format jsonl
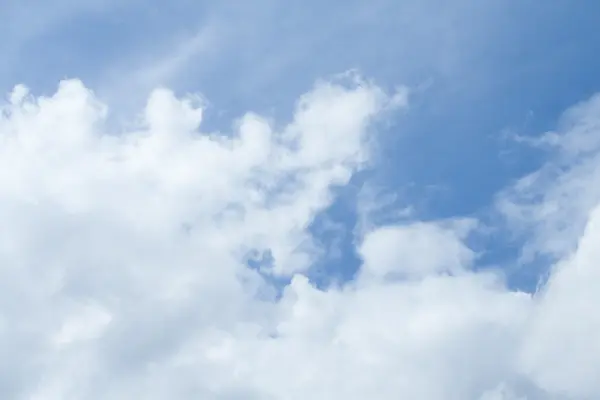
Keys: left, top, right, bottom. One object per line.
{"left": 2, "top": 0, "right": 600, "bottom": 399}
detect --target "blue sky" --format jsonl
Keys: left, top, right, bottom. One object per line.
{"left": 3, "top": 1, "right": 600, "bottom": 398}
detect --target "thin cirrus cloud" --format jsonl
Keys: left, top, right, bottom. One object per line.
{"left": 1, "top": 1, "right": 600, "bottom": 399}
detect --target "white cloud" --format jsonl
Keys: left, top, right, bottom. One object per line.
{"left": 517, "top": 205, "right": 600, "bottom": 398}
{"left": 358, "top": 220, "right": 476, "bottom": 280}
{"left": 498, "top": 93, "right": 600, "bottom": 398}
{"left": 1, "top": 75, "right": 600, "bottom": 399}
{"left": 498, "top": 94, "right": 600, "bottom": 262}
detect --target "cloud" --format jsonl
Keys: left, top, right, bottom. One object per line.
{"left": 98, "top": 23, "right": 220, "bottom": 110}
{"left": 498, "top": 94, "right": 600, "bottom": 262}
{"left": 498, "top": 93, "right": 600, "bottom": 398}
{"left": 1, "top": 74, "right": 600, "bottom": 399}
{"left": 358, "top": 219, "right": 476, "bottom": 280}
{"left": 519, "top": 204, "right": 600, "bottom": 397}
{"left": 0, "top": 74, "right": 403, "bottom": 398}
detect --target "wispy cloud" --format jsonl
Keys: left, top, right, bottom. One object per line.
{"left": 96, "top": 22, "right": 221, "bottom": 114}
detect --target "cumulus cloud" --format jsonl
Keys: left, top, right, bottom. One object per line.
{"left": 358, "top": 219, "right": 476, "bottom": 280}
{"left": 0, "top": 75, "right": 598, "bottom": 399}
{"left": 498, "top": 94, "right": 600, "bottom": 399}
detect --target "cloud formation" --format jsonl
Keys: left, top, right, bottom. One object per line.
{"left": 0, "top": 74, "right": 598, "bottom": 399}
